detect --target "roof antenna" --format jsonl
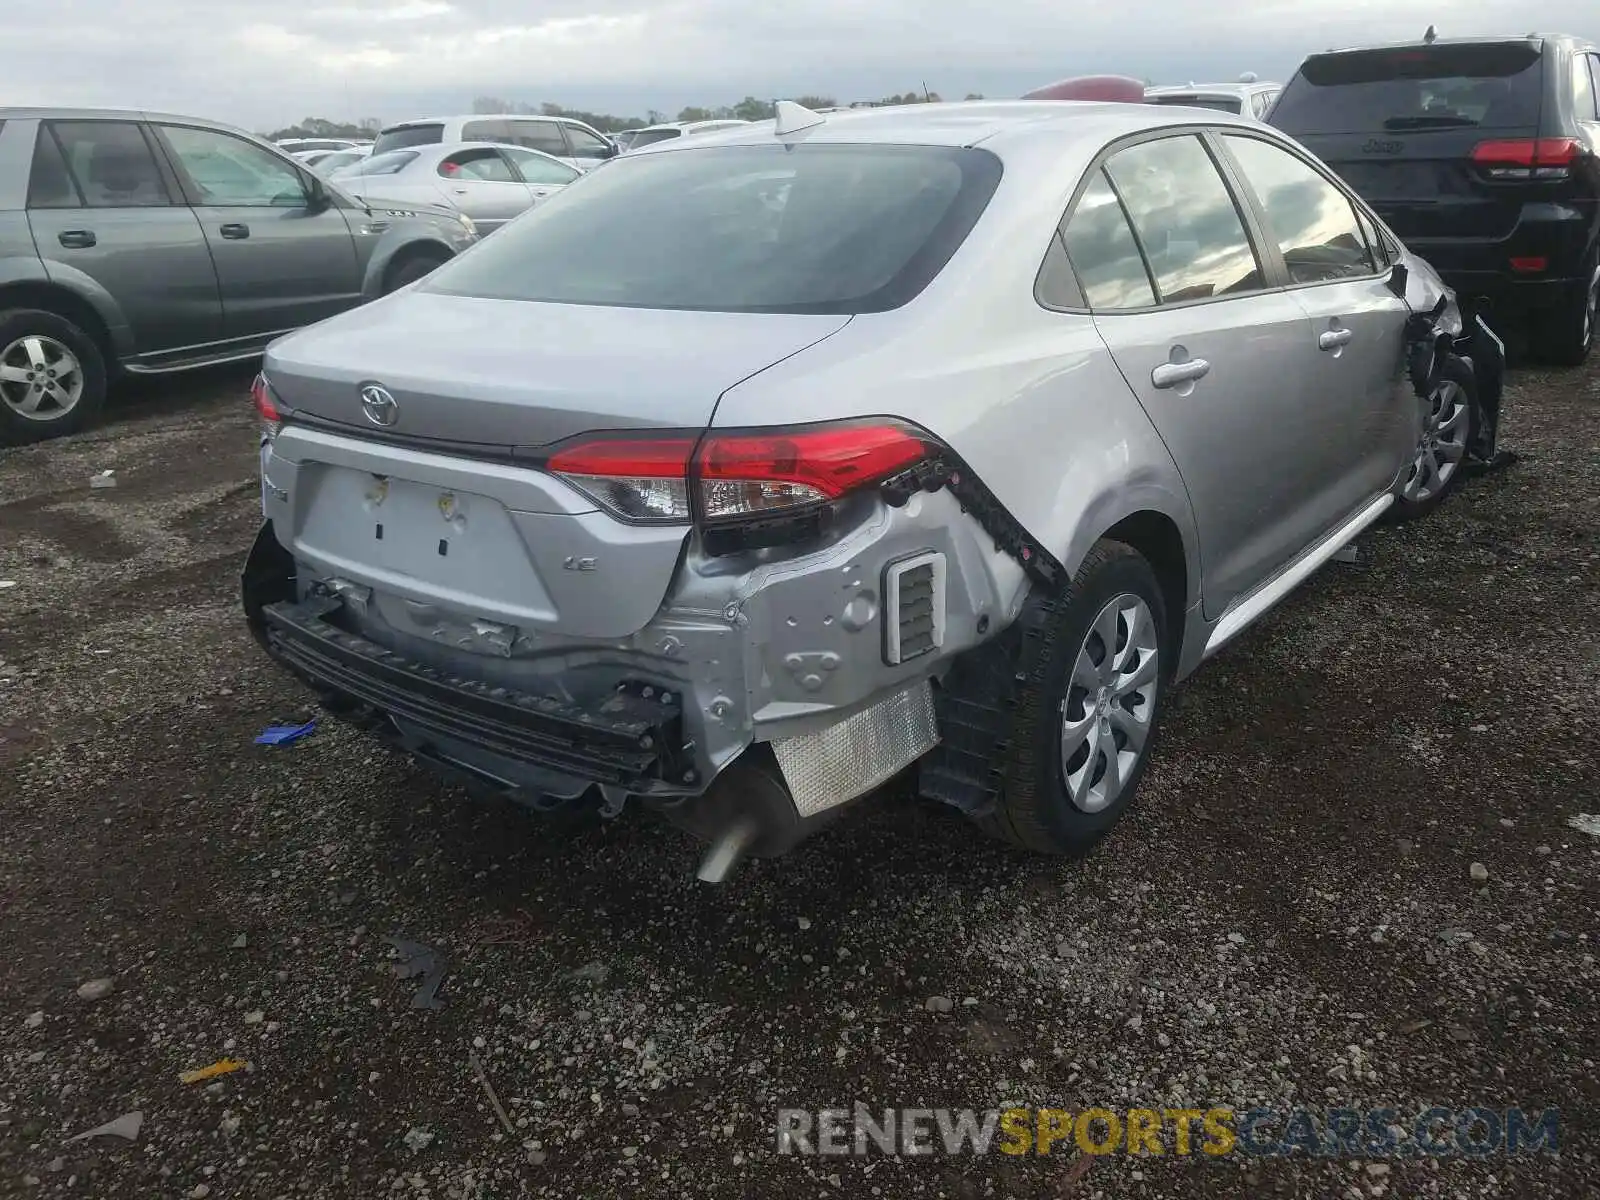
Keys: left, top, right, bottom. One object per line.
{"left": 1423, "top": 24, "right": 1437, "bottom": 43}
{"left": 773, "top": 100, "right": 826, "bottom": 137}
{"left": 922, "top": 80, "right": 932, "bottom": 102}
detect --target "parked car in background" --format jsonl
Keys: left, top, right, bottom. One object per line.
{"left": 307, "top": 146, "right": 372, "bottom": 176}
{"left": 370, "top": 115, "right": 616, "bottom": 171}
{"left": 611, "top": 128, "right": 647, "bottom": 152}
{"left": 243, "top": 100, "right": 1500, "bottom": 882}
{"left": 1270, "top": 32, "right": 1600, "bottom": 364}
{"left": 620, "top": 119, "right": 754, "bottom": 150}
{"left": 1145, "top": 75, "right": 1282, "bottom": 119}
{"left": 330, "top": 143, "right": 581, "bottom": 233}
{"left": 0, "top": 108, "right": 477, "bottom": 444}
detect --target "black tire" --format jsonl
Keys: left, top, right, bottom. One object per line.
{"left": 1533, "top": 253, "right": 1598, "bottom": 367}
{"left": 976, "top": 539, "right": 1169, "bottom": 856}
{"left": 0, "top": 308, "right": 108, "bottom": 446}
{"left": 383, "top": 249, "right": 450, "bottom": 294}
{"left": 1389, "top": 353, "right": 1477, "bottom": 523}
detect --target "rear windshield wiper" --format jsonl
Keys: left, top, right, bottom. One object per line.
{"left": 1382, "top": 115, "right": 1479, "bottom": 129}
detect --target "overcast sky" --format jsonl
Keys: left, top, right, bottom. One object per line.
{"left": 6, "top": 0, "right": 1595, "bottom": 131}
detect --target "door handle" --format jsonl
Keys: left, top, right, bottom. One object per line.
{"left": 219, "top": 223, "right": 250, "bottom": 240}
{"left": 57, "top": 230, "right": 96, "bottom": 249}
{"left": 451, "top": 187, "right": 469, "bottom": 195}
{"left": 1151, "top": 358, "right": 1211, "bottom": 389}
{"left": 1318, "top": 328, "right": 1354, "bottom": 351}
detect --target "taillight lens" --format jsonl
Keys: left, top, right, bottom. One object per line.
{"left": 1471, "top": 137, "right": 1581, "bottom": 181}
{"left": 546, "top": 437, "right": 697, "bottom": 522}
{"left": 251, "top": 373, "right": 284, "bottom": 439}
{"left": 545, "top": 420, "right": 936, "bottom": 536}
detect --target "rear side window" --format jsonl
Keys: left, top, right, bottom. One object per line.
{"left": 1060, "top": 171, "right": 1156, "bottom": 309}
{"left": 422, "top": 143, "right": 1002, "bottom": 315}
{"left": 27, "top": 126, "right": 82, "bottom": 208}
{"left": 1149, "top": 95, "right": 1243, "bottom": 114}
{"left": 630, "top": 128, "right": 683, "bottom": 148}
{"left": 372, "top": 124, "right": 444, "bottom": 155}
{"left": 1576, "top": 52, "right": 1598, "bottom": 121}
{"left": 506, "top": 120, "right": 569, "bottom": 155}
{"left": 1271, "top": 43, "right": 1545, "bottom": 135}
{"left": 42, "top": 121, "right": 170, "bottom": 208}
{"left": 1103, "top": 135, "right": 1263, "bottom": 304}
{"left": 1221, "top": 135, "right": 1376, "bottom": 283}
{"left": 441, "top": 148, "right": 516, "bottom": 182}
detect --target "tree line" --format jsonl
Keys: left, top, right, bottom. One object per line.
{"left": 265, "top": 91, "right": 986, "bottom": 140}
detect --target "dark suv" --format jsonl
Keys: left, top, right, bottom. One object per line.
{"left": 1269, "top": 33, "right": 1600, "bottom": 363}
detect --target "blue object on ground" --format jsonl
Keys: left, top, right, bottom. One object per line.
{"left": 254, "top": 720, "right": 316, "bottom": 746}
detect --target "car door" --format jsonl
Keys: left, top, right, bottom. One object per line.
{"left": 434, "top": 147, "right": 534, "bottom": 231}
{"left": 1064, "top": 131, "right": 1316, "bottom": 615}
{"left": 1216, "top": 132, "right": 1417, "bottom": 522}
{"left": 501, "top": 147, "right": 581, "bottom": 206}
{"left": 26, "top": 119, "right": 222, "bottom": 356}
{"left": 153, "top": 123, "right": 364, "bottom": 340}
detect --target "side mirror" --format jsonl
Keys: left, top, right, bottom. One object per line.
{"left": 602, "top": 142, "right": 620, "bottom": 159}
{"left": 1386, "top": 261, "right": 1408, "bottom": 299}
{"left": 305, "top": 177, "right": 332, "bottom": 213}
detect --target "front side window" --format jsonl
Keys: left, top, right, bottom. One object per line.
{"left": 1103, "top": 135, "right": 1263, "bottom": 304}
{"left": 162, "top": 126, "right": 307, "bottom": 207}
{"left": 351, "top": 151, "right": 418, "bottom": 177}
{"left": 42, "top": 121, "right": 170, "bottom": 208}
{"left": 563, "top": 125, "right": 613, "bottom": 160}
{"left": 506, "top": 120, "right": 569, "bottom": 155}
{"left": 1221, "top": 134, "right": 1376, "bottom": 283}
{"left": 1060, "top": 171, "right": 1156, "bottom": 310}
{"left": 441, "top": 149, "right": 516, "bottom": 182}
{"left": 422, "top": 143, "right": 1002, "bottom": 315}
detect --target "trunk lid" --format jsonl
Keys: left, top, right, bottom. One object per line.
{"left": 263, "top": 290, "right": 853, "bottom": 450}
{"left": 1271, "top": 40, "right": 1547, "bottom": 242}
{"left": 261, "top": 293, "right": 851, "bottom": 641}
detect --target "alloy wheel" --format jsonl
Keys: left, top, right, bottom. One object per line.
{"left": 1059, "top": 593, "right": 1160, "bottom": 814}
{"left": 1401, "top": 378, "right": 1470, "bottom": 504}
{"left": 0, "top": 335, "right": 85, "bottom": 421}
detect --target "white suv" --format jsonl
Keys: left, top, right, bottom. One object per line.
{"left": 371, "top": 115, "right": 617, "bottom": 171}
{"left": 1145, "top": 79, "right": 1282, "bottom": 120}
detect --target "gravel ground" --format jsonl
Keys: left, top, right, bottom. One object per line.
{"left": 0, "top": 359, "right": 1596, "bottom": 1200}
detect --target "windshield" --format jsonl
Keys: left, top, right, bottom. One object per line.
{"left": 423, "top": 143, "right": 1002, "bottom": 315}
{"left": 1149, "top": 95, "right": 1243, "bottom": 113}
{"left": 371, "top": 124, "right": 446, "bottom": 155}
{"left": 1271, "top": 42, "right": 1544, "bottom": 135}
{"left": 348, "top": 151, "right": 418, "bottom": 177}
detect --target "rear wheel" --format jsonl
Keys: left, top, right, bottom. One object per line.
{"left": 383, "top": 249, "right": 450, "bottom": 294}
{"left": 976, "top": 540, "right": 1168, "bottom": 856}
{"left": 1534, "top": 253, "right": 1598, "bottom": 366}
{"left": 0, "top": 308, "right": 108, "bottom": 445}
{"left": 1391, "top": 353, "right": 1475, "bottom": 522}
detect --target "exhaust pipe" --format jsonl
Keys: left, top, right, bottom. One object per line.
{"left": 658, "top": 750, "right": 845, "bottom": 884}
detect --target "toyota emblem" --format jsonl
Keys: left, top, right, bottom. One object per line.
{"left": 359, "top": 384, "right": 399, "bottom": 427}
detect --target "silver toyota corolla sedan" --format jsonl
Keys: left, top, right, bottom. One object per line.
{"left": 242, "top": 101, "right": 1505, "bottom": 881}
{"left": 329, "top": 142, "right": 582, "bottom": 233}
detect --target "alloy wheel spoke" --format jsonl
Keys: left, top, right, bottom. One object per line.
{"left": 1112, "top": 650, "right": 1158, "bottom": 699}
{"left": 0, "top": 364, "right": 30, "bottom": 383}
{"left": 22, "top": 338, "right": 49, "bottom": 370}
{"left": 1109, "top": 706, "right": 1149, "bottom": 756}
{"left": 1091, "top": 602, "right": 1122, "bottom": 681}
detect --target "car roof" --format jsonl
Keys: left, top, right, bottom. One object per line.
{"left": 0, "top": 106, "right": 262, "bottom": 136}
{"left": 624, "top": 100, "right": 1263, "bottom": 156}
{"left": 1146, "top": 82, "right": 1279, "bottom": 97}
{"left": 381, "top": 114, "right": 589, "bottom": 130}
{"left": 1308, "top": 32, "right": 1577, "bottom": 56}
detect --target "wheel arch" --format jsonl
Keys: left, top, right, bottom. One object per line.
{"left": 0, "top": 271, "right": 128, "bottom": 363}
{"left": 366, "top": 237, "right": 455, "bottom": 298}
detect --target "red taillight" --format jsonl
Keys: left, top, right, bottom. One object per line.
{"left": 545, "top": 421, "right": 936, "bottom": 537}
{"left": 1471, "top": 137, "right": 1581, "bottom": 180}
{"left": 1509, "top": 256, "right": 1548, "bottom": 273}
{"left": 251, "top": 372, "right": 283, "bottom": 438}
{"left": 696, "top": 425, "right": 929, "bottom": 520}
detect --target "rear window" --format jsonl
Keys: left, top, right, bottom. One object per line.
{"left": 423, "top": 143, "right": 1002, "bottom": 315}
{"left": 371, "top": 124, "right": 445, "bottom": 155}
{"left": 1149, "top": 95, "right": 1243, "bottom": 113}
{"left": 350, "top": 151, "right": 418, "bottom": 176}
{"left": 1272, "top": 42, "right": 1545, "bottom": 135}
{"left": 628, "top": 128, "right": 682, "bottom": 148}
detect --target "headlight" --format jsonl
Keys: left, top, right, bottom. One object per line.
{"left": 455, "top": 212, "right": 477, "bottom": 238}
